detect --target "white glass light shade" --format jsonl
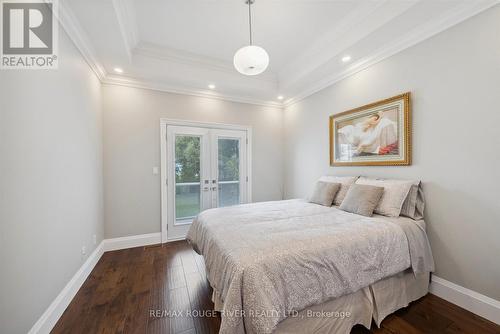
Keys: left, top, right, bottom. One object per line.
{"left": 233, "top": 45, "right": 269, "bottom": 76}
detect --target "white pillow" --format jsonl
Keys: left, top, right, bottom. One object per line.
{"left": 355, "top": 177, "right": 414, "bottom": 217}
{"left": 319, "top": 175, "right": 359, "bottom": 206}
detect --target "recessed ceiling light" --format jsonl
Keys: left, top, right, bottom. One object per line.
{"left": 208, "top": 84, "right": 216, "bottom": 89}
{"left": 113, "top": 67, "right": 124, "bottom": 74}
{"left": 277, "top": 95, "right": 284, "bottom": 100}
{"left": 341, "top": 55, "right": 351, "bottom": 63}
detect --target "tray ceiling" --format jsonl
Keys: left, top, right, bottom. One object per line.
{"left": 63, "top": 0, "right": 498, "bottom": 107}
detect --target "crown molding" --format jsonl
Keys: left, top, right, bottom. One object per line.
{"left": 110, "top": 0, "right": 277, "bottom": 83}
{"left": 51, "top": 2, "right": 280, "bottom": 107}
{"left": 102, "top": 75, "right": 283, "bottom": 108}
{"left": 278, "top": 0, "right": 391, "bottom": 88}
{"left": 112, "top": 0, "right": 139, "bottom": 63}
{"left": 283, "top": 0, "right": 499, "bottom": 108}
{"left": 109, "top": 0, "right": 274, "bottom": 83}
{"left": 55, "top": 0, "right": 106, "bottom": 80}
{"left": 134, "top": 42, "right": 277, "bottom": 84}
{"left": 57, "top": 0, "right": 499, "bottom": 110}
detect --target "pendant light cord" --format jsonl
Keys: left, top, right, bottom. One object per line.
{"left": 248, "top": 0, "right": 253, "bottom": 45}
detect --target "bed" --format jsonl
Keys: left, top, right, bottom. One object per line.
{"left": 187, "top": 199, "right": 434, "bottom": 334}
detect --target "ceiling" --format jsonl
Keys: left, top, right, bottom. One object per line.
{"left": 62, "top": 0, "right": 498, "bottom": 107}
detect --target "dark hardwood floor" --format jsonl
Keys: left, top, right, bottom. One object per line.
{"left": 52, "top": 241, "right": 500, "bottom": 334}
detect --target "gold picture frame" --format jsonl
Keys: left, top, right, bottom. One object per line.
{"left": 329, "top": 92, "right": 411, "bottom": 166}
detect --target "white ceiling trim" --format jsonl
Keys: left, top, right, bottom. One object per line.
{"left": 56, "top": 0, "right": 499, "bottom": 109}
{"left": 283, "top": 0, "right": 499, "bottom": 108}
{"left": 56, "top": 0, "right": 106, "bottom": 80}
{"left": 133, "top": 42, "right": 277, "bottom": 84}
{"left": 102, "top": 75, "right": 283, "bottom": 108}
{"left": 278, "top": 0, "right": 389, "bottom": 88}
{"left": 280, "top": 0, "right": 423, "bottom": 90}
{"left": 110, "top": 2, "right": 277, "bottom": 84}
{"left": 112, "top": 0, "right": 139, "bottom": 63}
{"left": 53, "top": 2, "right": 280, "bottom": 108}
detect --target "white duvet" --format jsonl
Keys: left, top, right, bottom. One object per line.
{"left": 187, "top": 199, "right": 434, "bottom": 334}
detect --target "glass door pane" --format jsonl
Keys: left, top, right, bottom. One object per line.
{"left": 218, "top": 138, "right": 240, "bottom": 207}
{"left": 164, "top": 125, "right": 247, "bottom": 241}
{"left": 174, "top": 135, "right": 201, "bottom": 222}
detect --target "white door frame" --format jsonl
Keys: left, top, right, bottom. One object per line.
{"left": 160, "top": 118, "right": 253, "bottom": 243}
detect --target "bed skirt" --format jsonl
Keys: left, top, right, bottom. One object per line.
{"left": 211, "top": 269, "right": 429, "bottom": 334}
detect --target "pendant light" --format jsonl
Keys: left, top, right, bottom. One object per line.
{"left": 233, "top": 0, "right": 269, "bottom": 76}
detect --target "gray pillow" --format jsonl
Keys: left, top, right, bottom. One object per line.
{"left": 401, "top": 182, "right": 425, "bottom": 220}
{"left": 309, "top": 181, "right": 341, "bottom": 206}
{"left": 319, "top": 176, "right": 359, "bottom": 206}
{"left": 355, "top": 177, "right": 413, "bottom": 217}
{"left": 339, "top": 184, "right": 384, "bottom": 217}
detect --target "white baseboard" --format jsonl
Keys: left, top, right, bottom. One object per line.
{"left": 28, "top": 233, "right": 163, "bottom": 333}
{"left": 166, "top": 236, "right": 187, "bottom": 243}
{"left": 29, "top": 238, "right": 500, "bottom": 333}
{"left": 431, "top": 275, "right": 500, "bottom": 325}
{"left": 28, "top": 241, "right": 105, "bottom": 334}
{"left": 103, "top": 232, "right": 162, "bottom": 252}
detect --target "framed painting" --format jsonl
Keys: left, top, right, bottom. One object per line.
{"left": 329, "top": 92, "right": 411, "bottom": 166}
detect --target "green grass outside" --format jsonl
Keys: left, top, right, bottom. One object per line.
{"left": 175, "top": 191, "right": 200, "bottom": 219}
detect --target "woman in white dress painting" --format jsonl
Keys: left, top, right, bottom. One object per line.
{"left": 338, "top": 110, "right": 398, "bottom": 157}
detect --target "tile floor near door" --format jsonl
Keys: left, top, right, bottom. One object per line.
{"left": 52, "top": 241, "right": 500, "bottom": 334}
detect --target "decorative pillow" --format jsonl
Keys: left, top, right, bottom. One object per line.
{"left": 309, "top": 181, "right": 341, "bottom": 206}
{"left": 355, "top": 177, "right": 414, "bottom": 217}
{"left": 319, "top": 175, "right": 359, "bottom": 206}
{"left": 339, "top": 184, "right": 384, "bottom": 217}
{"left": 401, "top": 182, "right": 425, "bottom": 220}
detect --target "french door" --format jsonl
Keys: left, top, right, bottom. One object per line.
{"left": 163, "top": 124, "right": 248, "bottom": 241}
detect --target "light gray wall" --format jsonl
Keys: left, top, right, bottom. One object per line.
{"left": 102, "top": 85, "right": 284, "bottom": 238}
{"left": 0, "top": 30, "right": 104, "bottom": 333}
{"left": 283, "top": 6, "right": 500, "bottom": 300}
